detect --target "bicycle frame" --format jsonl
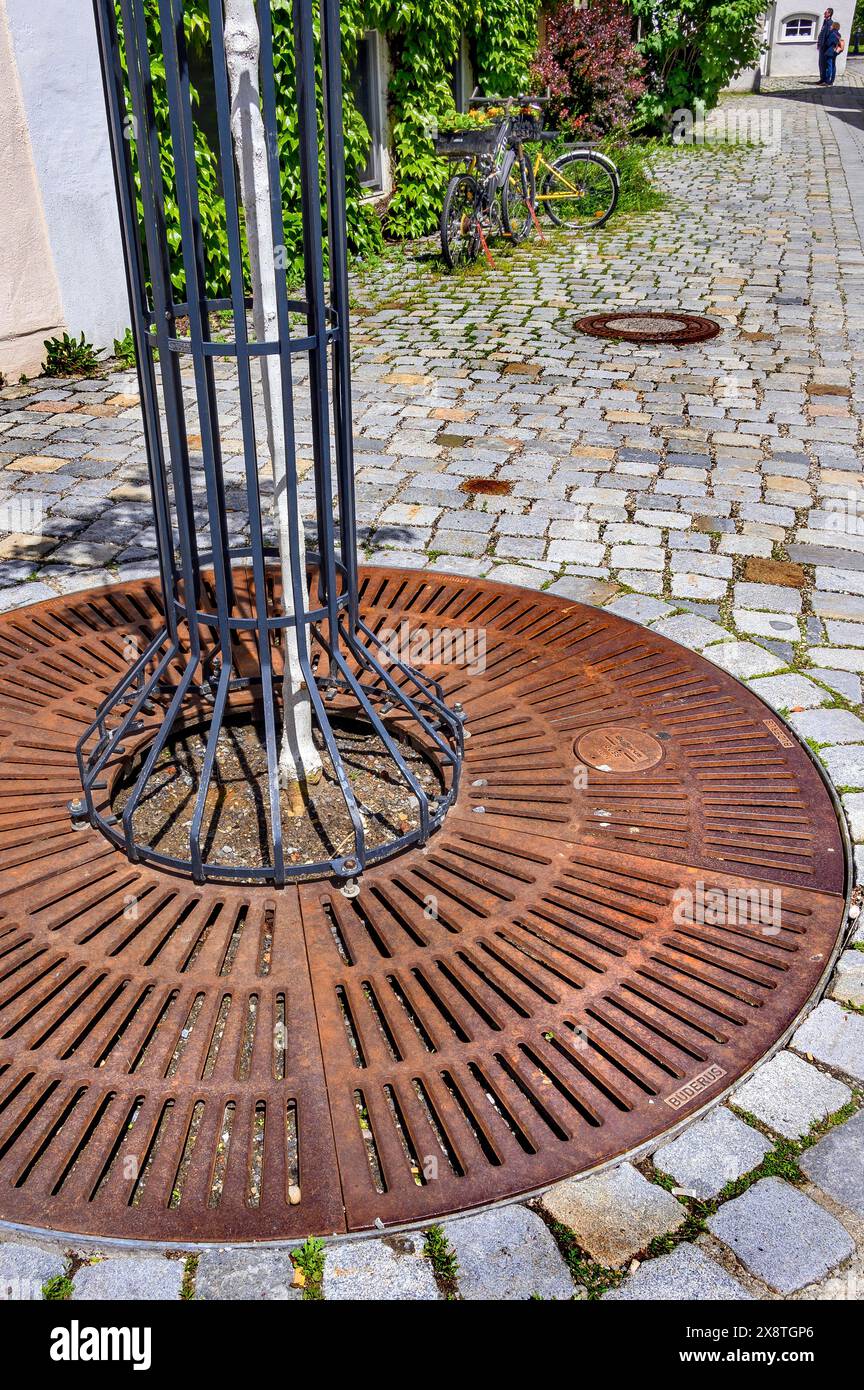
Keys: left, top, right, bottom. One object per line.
{"left": 531, "top": 146, "right": 616, "bottom": 207}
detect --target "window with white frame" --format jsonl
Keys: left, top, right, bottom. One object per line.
{"left": 351, "top": 32, "right": 388, "bottom": 193}
{"left": 781, "top": 15, "right": 818, "bottom": 41}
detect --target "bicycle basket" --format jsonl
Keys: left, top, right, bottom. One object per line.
{"left": 508, "top": 112, "right": 544, "bottom": 143}
{"left": 433, "top": 122, "right": 504, "bottom": 156}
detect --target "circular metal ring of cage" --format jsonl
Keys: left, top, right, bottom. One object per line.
{"left": 76, "top": 571, "right": 464, "bottom": 886}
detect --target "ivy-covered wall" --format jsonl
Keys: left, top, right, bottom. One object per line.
{"left": 134, "top": 0, "right": 539, "bottom": 296}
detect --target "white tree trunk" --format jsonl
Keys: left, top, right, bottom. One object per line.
{"left": 223, "top": 0, "right": 322, "bottom": 801}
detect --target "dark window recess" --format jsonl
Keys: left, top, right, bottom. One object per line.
{"left": 351, "top": 35, "right": 384, "bottom": 191}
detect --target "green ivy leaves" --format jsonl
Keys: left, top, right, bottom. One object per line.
{"left": 130, "top": 0, "right": 537, "bottom": 286}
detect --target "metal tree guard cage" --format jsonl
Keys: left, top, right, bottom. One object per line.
{"left": 80, "top": 0, "right": 463, "bottom": 885}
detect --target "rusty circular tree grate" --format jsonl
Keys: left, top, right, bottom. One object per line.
{"left": 575, "top": 312, "right": 721, "bottom": 345}
{"left": 0, "top": 570, "right": 846, "bottom": 1244}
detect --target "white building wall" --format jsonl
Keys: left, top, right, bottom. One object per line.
{"left": 0, "top": 2, "right": 65, "bottom": 380}
{"left": 4, "top": 0, "right": 129, "bottom": 359}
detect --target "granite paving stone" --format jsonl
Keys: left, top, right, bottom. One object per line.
{"left": 705, "top": 640, "right": 785, "bottom": 679}
{"left": 539, "top": 1163, "right": 686, "bottom": 1267}
{"left": 650, "top": 613, "right": 732, "bottom": 650}
{"left": 799, "top": 1109, "right": 864, "bottom": 1217}
{"left": 323, "top": 1235, "right": 439, "bottom": 1301}
{"left": 653, "top": 1107, "right": 772, "bottom": 1199}
{"left": 791, "top": 1000, "right": 864, "bottom": 1082}
{"left": 604, "top": 1243, "right": 753, "bottom": 1301}
{"left": 0, "top": 1242, "right": 67, "bottom": 1300}
{"left": 731, "top": 1051, "right": 851, "bottom": 1138}
{"left": 442, "top": 1206, "right": 575, "bottom": 1301}
{"left": 789, "top": 708, "right": 864, "bottom": 744}
{"left": 748, "top": 674, "right": 831, "bottom": 712}
{"left": 195, "top": 1249, "right": 302, "bottom": 1301}
{"left": 707, "top": 1178, "right": 854, "bottom": 1294}
{"left": 829, "top": 951, "right": 864, "bottom": 1007}
{"left": 72, "top": 1255, "right": 185, "bottom": 1301}
{"left": 820, "top": 744, "right": 864, "bottom": 788}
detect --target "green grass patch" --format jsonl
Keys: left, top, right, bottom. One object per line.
{"left": 543, "top": 1217, "right": 623, "bottom": 1299}
{"left": 180, "top": 1255, "right": 198, "bottom": 1301}
{"left": 42, "top": 1273, "right": 74, "bottom": 1300}
{"left": 424, "top": 1224, "right": 460, "bottom": 1298}
{"left": 292, "top": 1236, "right": 326, "bottom": 1301}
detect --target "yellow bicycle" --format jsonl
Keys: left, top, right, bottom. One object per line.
{"left": 528, "top": 129, "right": 620, "bottom": 229}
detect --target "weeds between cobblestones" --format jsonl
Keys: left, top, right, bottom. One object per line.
{"left": 423, "top": 1225, "right": 460, "bottom": 1299}
{"left": 536, "top": 1215, "right": 624, "bottom": 1299}
{"left": 292, "top": 1237, "right": 326, "bottom": 1300}
{"left": 180, "top": 1257, "right": 198, "bottom": 1301}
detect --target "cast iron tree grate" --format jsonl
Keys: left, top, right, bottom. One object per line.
{"left": 574, "top": 312, "right": 721, "bottom": 345}
{"left": 0, "top": 574, "right": 848, "bottom": 1243}
{"left": 80, "top": 0, "right": 463, "bottom": 886}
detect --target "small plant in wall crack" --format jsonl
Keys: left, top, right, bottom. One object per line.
{"left": 42, "top": 332, "right": 102, "bottom": 379}
{"left": 113, "top": 328, "right": 137, "bottom": 369}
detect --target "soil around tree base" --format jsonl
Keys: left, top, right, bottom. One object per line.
{"left": 113, "top": 714, "right": 443, "bottom": 875}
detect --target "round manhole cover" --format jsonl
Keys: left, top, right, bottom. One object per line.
{"left": 576, "top": 726, "right": 665, "bottom": 772}
{"left": 575, "top": 311, "right": 721, "bottom": 345}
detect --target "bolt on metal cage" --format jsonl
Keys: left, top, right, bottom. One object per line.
{"left": 80, "top": 0, "right": 463, "bottom": 885}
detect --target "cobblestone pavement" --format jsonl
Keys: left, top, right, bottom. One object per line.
{"left": 2, "top": 71, "right": 864, "bottom": 1300}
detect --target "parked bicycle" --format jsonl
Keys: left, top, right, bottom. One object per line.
{"left": 434, "top": 95, "right": 620, "bottom": 269}
{"left": 435, "top": 97, "right": 537, "bottom": 269}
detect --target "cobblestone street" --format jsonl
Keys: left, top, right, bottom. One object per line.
{"left": 2, "top": 69, "right": 864, "bottom": 1300}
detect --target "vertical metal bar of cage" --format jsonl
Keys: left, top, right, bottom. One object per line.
{"left": 158, "top": 0, "right": 240, "bottom": 876}
{"left": 116, "top": 0, "right": 206, "bottom": 860}
{"left": 319, "top": 0, "right": 359, "bottom": 624}
{"left": 158, "top": 0, "right": 234, "bottom": 649}
{"left": 119, "top": 0, "right": 201, "bottom": 622}
{"left": 257, "top": 0, "right": 367, "bottom": 866}
{"left": 166, "top": 0, "right": 236, "bottom": 614}
{"left": 92, "top": 0, "right": 178, "bottom": 643}
{"left": 292, "top": 0, "right": 340, "bottom": 629}
{"left": 292, "top": 0, "right": 432, "bottom": 839}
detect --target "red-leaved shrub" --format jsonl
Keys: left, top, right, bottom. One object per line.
{"left": 531, "top": 0, "right": 646, "bottom": 137}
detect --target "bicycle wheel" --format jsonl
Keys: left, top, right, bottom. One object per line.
{"left": 440, "top": 174, "right": 481, "bottom": 269}
{"left": 540, "top": 151, "right": 619, "bottom": 229}
{"left": 501, "top": 150, "right": 536, "bottom": 243}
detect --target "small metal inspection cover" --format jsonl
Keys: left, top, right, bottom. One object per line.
{"left": 576, "top": 725, "right": 665, "bottom": 772}
{"left": 575, "top": 311, "right": 721, "bottom": 345}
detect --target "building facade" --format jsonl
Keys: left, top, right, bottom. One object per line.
{"left": 730, "top": 1, "right": 856, "bottom": 86}
{"left": 765, "top": 1, "right": 855, "bottom": 77}
{"left": 0, "top": 0, "right": 128, "bottom": 381}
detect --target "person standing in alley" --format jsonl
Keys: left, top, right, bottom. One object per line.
{"left": 825, "top": 20, "right": 844, "bottom": 85}
{"left": 818, "top": 7, "right": 835, "bottom": 82}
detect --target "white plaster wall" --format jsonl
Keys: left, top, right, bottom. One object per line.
{"left": 5, "top": 0, "right": 129, "bottom": 353}
{"left": 768, "top": 1, "right": 855, "bottom": 77}
{"left": 0, "top": 2, "right": 64, "bottom": 380}
{"left": 726, "top": 64, "right": 761, "bottom": 91}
